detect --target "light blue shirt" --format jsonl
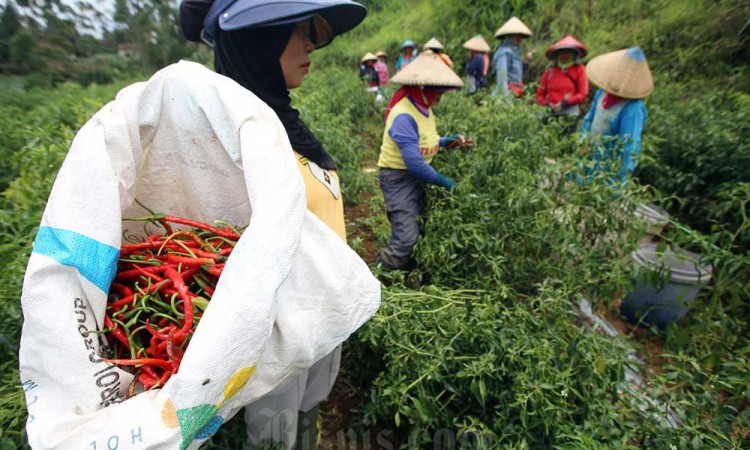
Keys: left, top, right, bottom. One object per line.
{"left": 491, "top": 43, "right": 523, "bottom": 96}
{"left": 580, "top": 89, "right": 648, "bottom": 183}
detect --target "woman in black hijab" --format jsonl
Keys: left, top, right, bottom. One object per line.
{"left": 179, "top": 1, "right": 367, "bottom": 449}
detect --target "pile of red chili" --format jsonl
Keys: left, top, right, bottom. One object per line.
{"left": 101, "top": 214, "right": 241, "bottom": 396}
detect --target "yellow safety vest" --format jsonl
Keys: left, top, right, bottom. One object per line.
{"left": 377, "top": 97, "right": 440, "bottom": 170}
{"left": 294, "top": 152, "right": 346, "bottom": 242}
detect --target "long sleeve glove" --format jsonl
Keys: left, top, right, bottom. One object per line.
{"left": 434, "top": 173, "right": 456, "bottom": 192}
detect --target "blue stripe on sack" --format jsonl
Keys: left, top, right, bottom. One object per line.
{"left": 33, "top": 226, "right": 119, "bottom": 293}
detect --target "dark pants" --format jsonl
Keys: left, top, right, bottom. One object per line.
{"left": 378, "top": 168, "right": 425, "bottom": 270}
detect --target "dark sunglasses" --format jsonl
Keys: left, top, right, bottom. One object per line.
{"left": 294, "top": 14, "right": 334, "bottom": 49}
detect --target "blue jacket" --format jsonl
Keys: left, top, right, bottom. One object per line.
{"left": 580, "top": 88, "right": 648, "bottom": 183}
{"left": 491, "top": 43, "right": 523, "bottom": 95}
{"left": 395, "top": 52, "right": 417, "bottom": 72}
{"left": 466, "top": 53, "right": 485, "bottom": 78}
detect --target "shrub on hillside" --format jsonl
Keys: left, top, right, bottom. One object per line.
{"left": 70, "top": 54, "right": 136, "bottom": 86}
{"left": 637, "top": 77, "right": 750, "bottom": 249}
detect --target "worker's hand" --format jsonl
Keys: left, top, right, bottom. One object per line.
{"left": 458, "top": 134, "right": 474, "bottom": 149}
{"left": 551, "top": 102, "right": 562, "bottom": 113}
{"left": 434, "top": 173, "right": 457, "bottom": 192}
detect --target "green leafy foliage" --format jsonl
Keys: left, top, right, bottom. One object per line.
{"left": 348, "top": 284, "right": 742, "bottom": 448}
{"left": 0, "top": 82, "right": 122, "bottom": 450}
{"left": 638, "top": 77, "right": 750, "bottom": 249}
{"left": 414, "top": 95, "right": 644, "bottom": 299}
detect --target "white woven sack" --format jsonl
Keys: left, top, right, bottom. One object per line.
{"left": 18, "top": 60, "right": 381, "bottom": 450}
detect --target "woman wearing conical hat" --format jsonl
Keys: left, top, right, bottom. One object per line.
{"left": 359, "top": 52, "right": 380, "bottom": 88}
{"left": 463, "top": 35, "right": 490, "bottom": 95}
{"left": 580, "top": 47, "right": 654, "bottom": 185}
{"left": 424, "top": 36, "right": 454, "bottom": 68}
{"left": 395, "top": 39, "right": 418, "bottom": 72}
{"left": 536, "top": 35, "right": 589, "bottom": 133}
{"left": 180, "top": 0, "right": 368, "bottom": 449}
{"left": 374, "top": 50, "right": 390, "bottom": 85}
{"left": 375, "top": 51, "right": 474, "bottom": 272}
{"left": 360, "top": 52, "right": 384, "bottom": 103}
{"left": 491, "top": 16, "right": 532, "bottom": 97}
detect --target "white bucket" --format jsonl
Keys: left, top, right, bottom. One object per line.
{"left": 634, "top": 202, "right": 670, "bottom": 237}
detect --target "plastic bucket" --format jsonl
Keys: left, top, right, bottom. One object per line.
{"left": 620, "top": 243, "right": 712, "bottom": 329}
{"left": 633, "top": 202, "right": 670, "bottom": 237}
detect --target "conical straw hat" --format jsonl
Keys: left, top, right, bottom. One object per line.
{"left": 586, "top": 47, "right": 654, "bottom": 99}
{"left": 361, "top": 52, "right": 377, "bottom": 63}
{"left": 423, "top": 37, "right": 444, "bottom": 50}
{"left": 400, "top": 39, "right": 416, "bottom": 50}
{"left": 375, "top": 50, "right": 387, "bottom": 58}
{"left": 390, "top": 50, "right": 463, "bottom": 88}
{"left": 462, "top": 35, "right": 491, "bottom": 53}
{"left": 494, "top": 16, "right": 533, "bottom": 38}
{"left": 546, "top": 35, "right": 587, "bottom": 58}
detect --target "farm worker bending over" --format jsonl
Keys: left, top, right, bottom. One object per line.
{"left": 579, "top": 47, "right": 653, "bottom": 186}
{"left": 374, "top": 50, "right": 390, "bottom": 85}
{"left": 423, "top": 37, "right": 454, "bottom": 68}
{"left": 462, "top": 34, "right": 491, "bottom": 95}
{"left": 180, "top": 0, "right": 367, "bottom": 449}
{"left": 395, "top": 39, "right": 417, "bottom": 71}
{"left": 536, "top": 35, "right": 589, "bottom": 134}
{"left": 375, "top": 50, "right": 474, "bottom": 272}
{"left": 491, "top": 16, "right": 532, "bottom": 97}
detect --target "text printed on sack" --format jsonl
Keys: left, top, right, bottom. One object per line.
{"left": 75, "top": 297, "right": 125, "bottom": 407}
{"left": 88, "top": 428, "right": 145, "bottom": 449}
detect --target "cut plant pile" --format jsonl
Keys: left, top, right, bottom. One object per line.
{"left": 100, "top": 213, "right": 242, "bottom": 396}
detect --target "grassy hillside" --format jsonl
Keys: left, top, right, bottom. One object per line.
{"left": 323, "top": 0, "right": 750, "bottom": 242}
{"left": 326, "top": 0, "right": 749, "bottom": 82}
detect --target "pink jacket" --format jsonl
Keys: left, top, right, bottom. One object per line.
{"left": 374, "top": 61, "right": 390, "bottom": 85}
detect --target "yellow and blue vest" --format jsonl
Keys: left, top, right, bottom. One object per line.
{"left": 377, "top": 98, "right": 440, "bottom": 170}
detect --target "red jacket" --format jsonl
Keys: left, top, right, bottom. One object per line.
{"left": 535, "top": 64, "right": 588, "bottom": 106}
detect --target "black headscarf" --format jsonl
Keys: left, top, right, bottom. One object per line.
{"left": 214, "top": 25, "right": 337, "bottom": 170}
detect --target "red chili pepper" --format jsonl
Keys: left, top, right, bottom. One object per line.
{"left": 153, "top": 369, "right": 172, "bottom": 388}
{"left": 161, "top": 216, "right": 241, "bottom": 240}
{"left": 104, "top": 314, "right": 130, "bottom": 350}
{"left": 166, "top": 328, "right": 183, "bottom": 372}
{"left": 137, "top": 372, "right": 159, "bottom": 390}
{"left": 121, "top": 241, "right": 199, "bottom": 256}
{"left": 187, "top": 248, "right": 225, "bottom": 260}
{"left": 106, "top": 212, "right": 242, "bottom": 391}
{"left": 102, "top": 357, "right": 172, "bottom": 371}
{"left": 147, "top": 335, "right": 165, "bottom": 359}
{"left": 145, "top": 319, "right": 172, "bottom": 340}
{"left": 142, "top": 364, "right": 161, "bottom": 380}
{"left": 161, "top": 230, "right": 207, "bottom": 248}
{"left": 109, "top": 282, "right": 133, "bottom": 299}
{"left": 115, "top": 264, "right": 172, "bottom": 281}
{"left": 206, "top": 264, "right": 225, "bottom": 277}
{"left": 164, "top": 267, "right": 194, "bottom": 340}
{"left": 108, "top": 280, "right": 169, "bottom": 309}
{"left": 134, "top": 264, "right": 166, "bottom": 282}
{"left": 163, "top": 254, "right": 215, "bottom": 267}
